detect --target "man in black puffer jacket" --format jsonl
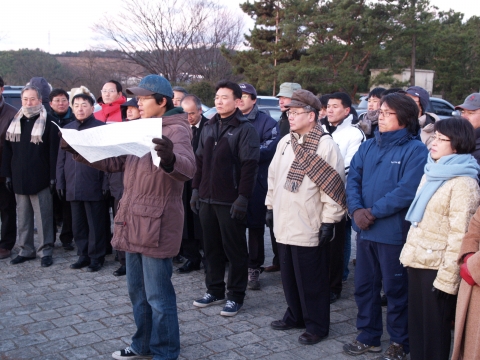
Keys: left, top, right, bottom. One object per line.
{"left": 191, "top": 80, "right": 259, "bottom": 317}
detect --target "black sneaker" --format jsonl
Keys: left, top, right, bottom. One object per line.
{"left": 374, "top": 342, "right": 406, "bottom": 360}
{"left": 193, "top": 293, "right": 226, "bottom": 308}
{"left": 112, "top": 346, "right": 152, "bottom": 359}
{"left": 220, "top": 300, "right": 242, "bottom": 316}
{"left": 343, "top": 340, "right": 382, "bottom": 355}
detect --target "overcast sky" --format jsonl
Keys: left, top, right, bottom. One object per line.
{"left": 0, "top": 0, "right": 478, "bottom": 54}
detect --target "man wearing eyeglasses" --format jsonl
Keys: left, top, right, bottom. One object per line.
{"left": 95, "top": 80, "right": 126, "bottom": 123}
{"left": 456, "top": 93, "right": 480, "bottom": 164}
{"left": 266, "top": 89, "right": 346, "bottom": 345}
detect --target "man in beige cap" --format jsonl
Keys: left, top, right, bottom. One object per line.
{"left": 266, "top": 89, "right": 346, "bottom": 345}
{"left": 276, "top": 82, "right": 302, "bottom": 138}
{"left": 456, "top": 93, "right": 480, "bottom": 164}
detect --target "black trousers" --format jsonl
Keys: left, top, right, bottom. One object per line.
{"left": 0, "top": 182, "right": 16, "bottom": 250}
{"left": 329, "top": 217, "right": 346, "bottom": 294}
{"left": 52, "top": 192, "right": 73, "bottom": 245}
{"left": 71, "top": 200, "right": 107, "bottom": 261}
{"left": 199, "top": 203, "right": 248, "bottom": 304}
{"left": 247, "top": 227, "right": 265, "bottom": 269}
{"left": 269, "top": 227, "right": 279, "bottom": 267}
{"left": 113, "top": 197, "right": 125, "bottom": 266}
{"left": 278, "top": 242, "right": 330, "bottom": 336}
{"left": 408, "top": 267, "right": 456, "bottom": 360}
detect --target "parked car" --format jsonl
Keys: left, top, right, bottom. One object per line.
{"left": 2, "top": 85, "right": 23, "bottom": 109}
{"left": 429, "top": 97, "right": 457, "bottom": 119}
{"left": 203, "top": 106, "right": 282, "bottom": 122}
{"left": 257, "top": 96, "right": 279, "bottom": 107}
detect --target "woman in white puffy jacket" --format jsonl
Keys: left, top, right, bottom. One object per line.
{"left": 400, "top": 117, "right": 480, "bottom": 360}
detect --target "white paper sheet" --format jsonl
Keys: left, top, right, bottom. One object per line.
{"left": 57, "top": 118, "right": 162, "bottom": 165}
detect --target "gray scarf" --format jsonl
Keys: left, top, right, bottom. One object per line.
{"left": 6, "top": 104, "right": 47, "bottom": 144}
{"left": 357, "top": 109, "right": 380, "bottom": 136}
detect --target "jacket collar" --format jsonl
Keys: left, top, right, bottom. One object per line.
{"left": 76, "top": 114, "right": 96, "bottom": 127}
{"left": 245, "top": 104, "right": 259, "bottom": 121}
{"left": 374, "top": 127, "right": 413, "bottom": 147}
{"left": 208, "top": 108, "right": 248, "bottom": 127}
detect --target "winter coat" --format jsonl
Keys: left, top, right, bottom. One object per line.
{"left": 246, "top": 105, "right": 280, "bottom": 227}
{"left": 74, "top": 109, "right": 196, "bottom": 258}
{"left": 265, "top": 133, "right": 345, "bottom": 247}
{"left": 192, "top": 109, "right": 260, "bottom": 205}
{"left": 29, "top": 77, "right": 52, "bottom": 113}
{"left": 106, "top": 172, "right": 124, "bottom": 200}
{"left": 182, "top": 115, "right": 208, "bottom": 240}
{"left": 0, "top": 97, "right": 17, "bottom": 182}
{"left": 452, "top": 206, "right": 480, "bottom": 360}
{"left": 321, "top": 114, "right": 365, "bottom": 175}
{"left": 49, "top": 108, "right": 74, "bottom": 128}
{"left": 278, "top": 111, "right": 290, "bottom": 138}
{"left": 347, "top": 128, "right": 428, "bottom": 245}
{"left": 94, "top": 95, "right": 126, "bottom": 123}
{"left": 56, "top": 115, "right": 107, "bottom": 202}
{"left": 400, "top": 175, "right": 480, "bottom": 294}
{"left": 0, "top": 112, "right": 60, "bottom": 195}
{"left": 472, "top": 128, "right": 480, "bottom": 166}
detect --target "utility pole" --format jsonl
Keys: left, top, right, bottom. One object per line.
{"left": 273, "top": 1, "right": 279, "bottom": 96}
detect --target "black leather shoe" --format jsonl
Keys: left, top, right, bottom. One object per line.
{"left": 10, "top": 255, "right": 35, "bottom": 265}
{"left": 62, "top": 243, "right": 74, "bottom": 251}
{"left": 41, "top": 256, "right": 53, "bottom": 267}
{"left": 87, "top": 261, "right": 103, "bottom": 272}
{"left": 113, "top": 265, "right": 126, "bottom": 276}
{"left": 172, "top": 255, "right": 184, "bottom": 264}
{"left": 270, "top": 320, "right": 304, "bottom": 330}
{"left": 176, "top": 260, "right": 201, "bottom": 274}
{"left": 298, "top": 331, "right": 326, "bottom": 345}
{"left": 330, "top": 292, "right": 341, "bottom": 304}
{"left": 70, "top": 258, "right": 90, "bottom": 269}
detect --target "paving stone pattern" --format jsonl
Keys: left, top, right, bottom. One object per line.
{"left": 0, "top": 229, "right": 402, "bottom": 359}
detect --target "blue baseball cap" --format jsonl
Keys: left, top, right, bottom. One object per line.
{"left": 126, "top": 75, "right": 174, "bottom": 98}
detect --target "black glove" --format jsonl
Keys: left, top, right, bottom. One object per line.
{"left": 102, "top": 189, "right": 111, "bottom": 200}
{"left": 190, "top": 189, "right": 200, "bottom": 215}
{"left": 230, "top": 195, "right": 248, "bottom": 220}
{"left": 152, "top": 136, "right": 175, "bottom": 167}
{"left": 60, "top": 136, "right": 78, "bottom": 155}
{"left": 265, "top": 209, "right": 273, "bottom": 228}
{"left": 318, "top": 223, "right": 335, "bottom": 247}
{"left": 353, "top": 208, "right": 376, "bottom": 230}
{"left": 57, "top": 189, "right": 65, "bottom": 201}
{"left": 431, "top": 287, "right": 454, "bottom": 301}
{"left": 5, "top": 177, "right": 13, "bottom": 192}
{"left": 49, "top": 180, "right": 56, "bottom": 195}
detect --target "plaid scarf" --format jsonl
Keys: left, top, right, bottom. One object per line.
{"left": 6, "top": 104, "right": 47, "bottom": 144}
{"left": 284, "top": 122, "right": 347, "bottom": 210}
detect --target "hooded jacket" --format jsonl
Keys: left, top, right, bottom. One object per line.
{"left": 29, "top": 77, "right": 52, "bottom": 113}
{"left": 73, "top": 108, "right": 196, "bottom": 258}
{"left": 347, "top": 128, "right": 428, "bottom": 245}
{"left": 192, "top": 109, "right": 260, "bottom": 205}
{"left": 94, "top": 95, "right": 126, "bottom": 123}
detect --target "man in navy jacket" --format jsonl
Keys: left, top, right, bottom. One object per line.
{"left": 344, "top": 94, "right": 428, "bottom": 360}
{"left": 56, "top": 93, "right": 108, "bottom": 272}
{"left": 238, "top": 83, "right": 279, "bottom": 290}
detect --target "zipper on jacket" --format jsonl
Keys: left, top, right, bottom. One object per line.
{"left": 282, "top": 140, "right": 291, "bottom": 155}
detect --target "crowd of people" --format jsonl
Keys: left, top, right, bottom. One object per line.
{"left": 1, "top": 73, "right": 480, "bottom": 360}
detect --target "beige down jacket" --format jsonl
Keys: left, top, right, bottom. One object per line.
{"left": 400, "top": 175, "right": 480, "bottom": 294}
{"left": 265, "top": 132, "right": 345, "bottom": 247}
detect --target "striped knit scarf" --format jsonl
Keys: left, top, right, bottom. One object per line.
{"left": 6, "top": 104, "right": 46, "bottom": 144}
{"left": 284, "top": 122, "right": 347, "bottom": 210}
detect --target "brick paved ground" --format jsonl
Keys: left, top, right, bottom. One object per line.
{"left": 0, "top": 229, "right": 402, "bottom": 360}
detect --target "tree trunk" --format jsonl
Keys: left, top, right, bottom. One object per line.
{"left": 410, "top": 33, "right": 416, "bottom": 86}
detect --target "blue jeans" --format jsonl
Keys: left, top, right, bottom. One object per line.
{"left": 126, "top": 252, "right": 180, "bottom": 360}
{"left": 343, "top": 218, "right": 352, "bottom": 281}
